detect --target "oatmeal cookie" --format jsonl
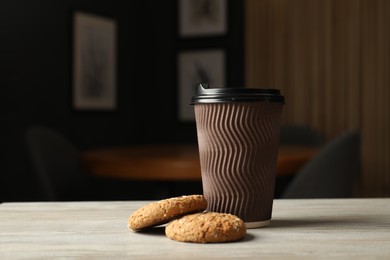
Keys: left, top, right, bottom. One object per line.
{"left": 165, "top": 212, "right": 246, "bottom": 243}
{"left": 128, "top": 195, "right": 207, "bottom": 231}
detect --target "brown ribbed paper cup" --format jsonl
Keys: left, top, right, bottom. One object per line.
{"left": 191, "top": 84, "right": 284, "bottom": 228}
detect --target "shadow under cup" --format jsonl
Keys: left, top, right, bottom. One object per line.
{"left": 192, "top": 84, "right": 285, "bottom": 228}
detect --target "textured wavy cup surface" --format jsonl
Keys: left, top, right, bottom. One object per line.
{"left": 194, "top": 102, "right": 283, "bottom": 227}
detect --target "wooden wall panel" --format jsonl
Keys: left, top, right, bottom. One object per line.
{"left": 245, "top": 0, "right": 390, "bottom": 196}
{"left": 361, "top": 0, "right": 390, "bottom": 197}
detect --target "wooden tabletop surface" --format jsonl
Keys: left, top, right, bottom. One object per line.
{"left": 1, "top": 198, "right": 389, "bottom": 259}
{"left": 80, "top": 144, "right": 319, "bottom": 181}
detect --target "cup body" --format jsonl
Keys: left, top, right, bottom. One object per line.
{"left": 192, "top": 84, "right": 284, "bottom": 228}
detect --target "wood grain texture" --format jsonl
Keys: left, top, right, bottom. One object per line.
{"left": 1, "top": 199, "right": 389, "bottom": 259}
{"left": 245, "top": 0, "right": 390, "bottom": 196}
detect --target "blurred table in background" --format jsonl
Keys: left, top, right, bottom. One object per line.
{"left": 80, "top": 144, "right": 319, "bottom": 181}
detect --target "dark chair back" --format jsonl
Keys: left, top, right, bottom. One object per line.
{"left": 281, "top": 129, "right": 361, "bottom": 199}
{"left": 25, "top": 126, "right": 89, "bottom": 201}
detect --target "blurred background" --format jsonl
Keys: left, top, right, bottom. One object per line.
{"left": 1, "top": 0, "right": 389, "bottom": 202}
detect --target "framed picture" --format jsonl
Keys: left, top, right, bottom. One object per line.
{"left": 72, "top": 11, "right": 117, "bottom": 111}
{"left": 178, "top": 49, "right": 225, "bottom": 121}
{"left": 179, "top": 0, "right": 227, "bottom": 37}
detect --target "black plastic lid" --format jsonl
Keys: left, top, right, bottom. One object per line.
{"left": 191, "top": 84, "right": 285, "bottom": 104}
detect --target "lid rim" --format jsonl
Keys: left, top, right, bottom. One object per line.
{"left": 191, "top": 84, "right": 285, "bottom": 105}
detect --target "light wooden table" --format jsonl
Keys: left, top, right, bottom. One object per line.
{"left": 1, "top": 199, "right": 389, "bottom": 259}
{"left": 80, "top": 144, "right": 319, "bottom": 181}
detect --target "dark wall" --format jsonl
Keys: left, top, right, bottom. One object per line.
{"left": 0, "top": 0, "right": 244, "bottom": 201}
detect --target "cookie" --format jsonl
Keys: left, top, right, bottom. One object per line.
{"left": 165, "top": 212, "right": 246, "bottom": 243}
{"left": 128, "top": 195, "right": 207, "bottom": 231}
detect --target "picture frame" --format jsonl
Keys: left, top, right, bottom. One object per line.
{"left": 72, "top": 11, "right": 117, "bottom": 111}
{"left": 178, "top": 49, "right": 225, "bottom": 121}
{"left": 178, "top": 0, "right": 227, "bottom": 37}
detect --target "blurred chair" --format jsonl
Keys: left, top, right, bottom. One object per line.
{"left": 25, "top": 125, "right": 99, "bottom": 201}
{"left": 280, "top": 129, "right": 361, "bottom": 199}
{"left": 280, "top": 124, "right": 324, "bottom": 146}
{"left": 275, "top": 124, "right": 325, "bottom": 197}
